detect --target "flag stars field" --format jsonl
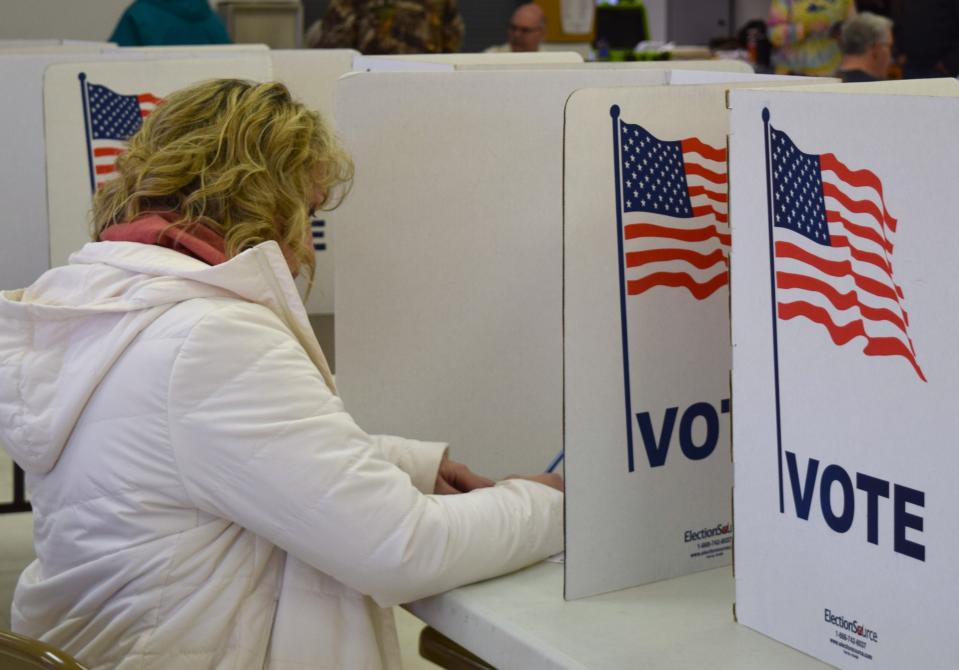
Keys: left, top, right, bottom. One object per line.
{"left": 616, "top": 118, "right": 729, "bottom": 301}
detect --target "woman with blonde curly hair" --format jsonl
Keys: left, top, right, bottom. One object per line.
{"left": 0, "top": 79, "right": 563, "bottom": 669}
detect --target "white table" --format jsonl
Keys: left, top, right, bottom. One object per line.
{"left": 405, "top": 563, "right": 831, "bottom": 670}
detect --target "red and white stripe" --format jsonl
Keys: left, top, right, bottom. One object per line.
{"left": 623, "top": 137, "right": 730, "bottom": 301}
{"left": 775, "top": 153, "right": 925, "bottom": 380}
{"left": 92, "top": 93, "right": 160, "bottom": 189}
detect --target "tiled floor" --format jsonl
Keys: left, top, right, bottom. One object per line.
{"left": 0, "top": 451, "right": 439, "bottom": 668}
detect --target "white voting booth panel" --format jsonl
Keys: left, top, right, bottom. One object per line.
{"left": 561, "top": 76, "right": 825, "bottom": 600}
{"left": 564, "top": 85, "right": 734, "bottom": 599}
{"left": 335, "top": 69, "right": 677, "bottom": 483}
{"left": 353, "top": 52, "right": 583, "bottom": 73}
{"left": 271, "top": 49, "right": 358, "bottom": 315}
{"left": 361, "top": 51, "right": 583, "bottom": 66}
{"left": 0, "top": 46, "right": 240, "bottom": 290}
{"left": 669, "top": 69, "right": 808, "bottom": 85}
{"left": 333, "top": 71, "right": 798, "bottom": 480}
{"left": 44, "top": 55, "right": 272, "bottom": 267}
{"left": 730, "top": 83, "right": 959, "bottom": 669}
{"left": 462, "top": 59, "right": 754, "bottom": 73}
{"left": 750, "top": 77, "right": 959, "bottom": 97}
{"left": 0, "top": 52, "right": 128, "bottom": 292}
{"left": 0, "top": 47, "right": 268, "bottom": 293}
{"left": 114, "top": 44, "right": 270, "bottom": 55}
{"left": 0, "top": 41, "right": 115, "bottom": 53}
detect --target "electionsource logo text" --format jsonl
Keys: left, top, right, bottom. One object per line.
{"left": 684, "top": 523, "right": 732, "bottom": 543}
{"left": 825, "top": 609, "right": 879, "bottom": 643}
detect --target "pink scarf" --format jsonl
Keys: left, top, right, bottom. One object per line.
{"left": 100, "top": 214, "right": 227, "bottom": 265}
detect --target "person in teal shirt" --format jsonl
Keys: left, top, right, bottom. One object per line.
{"left": 110, "top": 0, "right": 231, "bottom": 47}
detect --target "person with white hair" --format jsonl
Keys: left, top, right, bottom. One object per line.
{"left": 837, "top": 11, "right": 895, "bottom": 82}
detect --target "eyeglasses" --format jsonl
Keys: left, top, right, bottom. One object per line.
{"left": 509, "top": 23, "right": 542, "bottom": 35}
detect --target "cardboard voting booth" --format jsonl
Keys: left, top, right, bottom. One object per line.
{"left": 334, "top": 69, "right": 818, "bottom": 599}
{"left": 461, "top": 59, "right": 754, "bottom": 73}
{"left": 334, "top": 68, "right": 670, "bottom": 484}
{"left": 359, "top": 51, "right": 583, "bottom": 67}
{"left": 1, "top": 47, "right": 243, "bottom": 290}
{"left": 43, "top": 55, "right": 272, "bottom": 268}
{"left": 0, "top": 52, "right": 122, "bottom": 292}
{"left": 562, "top": 76, "right": 822, "bottom": 599}
{"left": 0, "top": 46, "right": 268, "bottom": 293}
{"left": 563, "top": 84, "right": 735, "bottom": 599}
{"left": 0, "top": 41, "right": 115, "bottom": 54}
{"left": 353, "top": 51, "right": 585, "bottom": 73}
{"left": 730, "top": 81, "right": 959, "bottom": 669}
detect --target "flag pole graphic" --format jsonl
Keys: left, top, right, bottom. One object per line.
{"left": 79, "top": 72, "right": 96, "bottom": 194}
{"left": 762, "top": 108, "right": 786, "bottom": 514}
{"left": 611, "top": 104, "right": 636, "bottom": 472}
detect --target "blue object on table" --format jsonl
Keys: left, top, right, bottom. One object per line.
{"left": 545, "top": 450, "right": 564, "bottom": 474}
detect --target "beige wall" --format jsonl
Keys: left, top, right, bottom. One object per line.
{"left": 0, "top": 0, "right": 133, "bottom": 41}
{"left": 735, "top": 0, "right": 770, "bottom": 25}
{"left": 643, "top": 0, "right": 771, "bottom": 43}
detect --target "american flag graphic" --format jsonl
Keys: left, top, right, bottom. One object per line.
{"left": 82, "top": 76, "right": 160, "bottom": 190}
{"left": 618, "top": 119, "right": 730, "bottom": 300}
{"left": 769, "top": 125, "right": 925, "bottom": 381}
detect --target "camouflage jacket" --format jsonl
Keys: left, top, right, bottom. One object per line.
{"left": 316, "top": 0, "right": 464, "bottom": 54}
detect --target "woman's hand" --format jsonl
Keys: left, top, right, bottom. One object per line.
{"left": 506, "top": 473, "right": 564, "bottom": 492}
{"left": 434, "top": 456, "right": 495, "bottom": 494}
{"left": 433, "top": 455, "right": 565, "bottom": 494}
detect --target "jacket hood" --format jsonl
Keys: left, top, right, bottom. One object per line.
{"left": 0, "top": 241, "right": 333, "bottom": 476}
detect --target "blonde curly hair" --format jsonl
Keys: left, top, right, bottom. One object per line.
{"left": 92, "top": 78, "right": 353, "bottom": 285}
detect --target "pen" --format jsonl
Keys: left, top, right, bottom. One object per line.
{"left": 545, "top": 450, "right": 564, "bottom": 474}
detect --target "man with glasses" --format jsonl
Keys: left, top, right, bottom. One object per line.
{"left": 837, "top": 12, "right": 895, "bottom": 82}
{"left": 486, "top": 3, "right": 546, "bottom": 53}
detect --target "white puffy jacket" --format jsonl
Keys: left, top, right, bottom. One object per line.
{"left": 0, "top": 240, "right": 564, "bottom": 669}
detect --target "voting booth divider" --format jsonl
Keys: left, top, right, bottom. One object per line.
{"left": 0, "top": 51, "right": 118, "bottom": 294}
{"left": 23, "top": 48, "right": 588, "bottom": 320}
{"left": 563, "top": 84, "right": 737, "bottom": 599}
{"left": 43, "top": 54, "right": 274, "bottom": 269}
{"left": 358, "top": 51, "right": 584, "bottom": 68}
{"left": 334, "top": 67, "right": 668, "bottom": 487}
{"left": 0, "top": 41, "right": 116, "bottom": 54}
{"left": 460, "top": 59, "right": 755, "bottom": 74}
{"left": 560, "top": 77, "right": 827, "bottom": 599}
{"left": 729, "top": 79, "right": 959, "bottom": 669}
{"left": 0, "top": 45, "right": 267, "bottom": 292}
{"left": 1, "top": 45, "right": 263, "bottom": 290}
{"left": 29, "top": 47, "right": 365, "bottom": 317}
{"left": 16, "top": 40, "right": 959, "bottom": 663}
{"left": 332, "top": 67, "right": 821, "bottom": 600}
